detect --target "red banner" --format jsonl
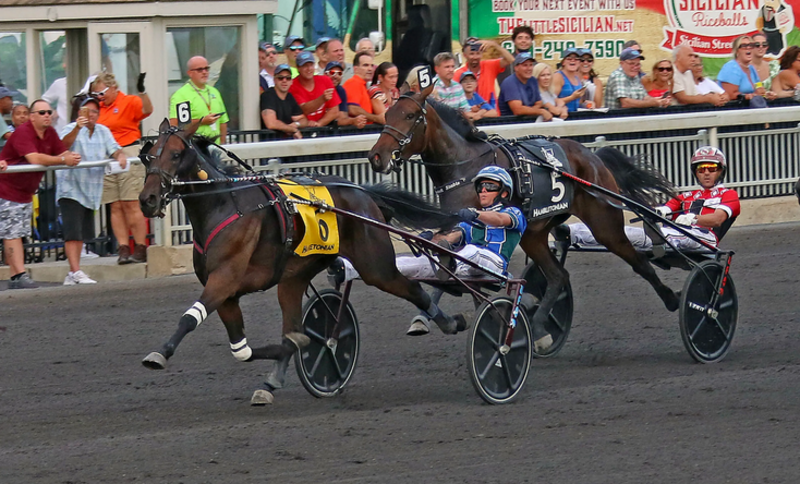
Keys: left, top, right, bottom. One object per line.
{"left": 661, "top": 28, "right": 758, "bottom": 56}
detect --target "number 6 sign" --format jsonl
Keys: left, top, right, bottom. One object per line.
{"left": 176, "top": 101, "right": 192, "bottom": 126}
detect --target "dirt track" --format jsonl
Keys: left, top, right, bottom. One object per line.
{"left": 1, "top": 223, "right": 799, "bottom": 483}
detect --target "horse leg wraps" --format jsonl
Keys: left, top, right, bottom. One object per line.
{"left": 180, "top": 302, "right": 208, "bottom": 332}
{"left": 230, "top": 338, "right": 253, "bottom": 362}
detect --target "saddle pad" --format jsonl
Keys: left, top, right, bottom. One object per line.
{"left": 278, "top": 179, "right": 340, "bottom": 257}
{"left": 512, "top": 138, "right": 574, "bottom": 221}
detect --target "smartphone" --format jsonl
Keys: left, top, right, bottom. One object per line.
{"left": 79, "top": 106, "right": 89, "bottom": 118}
{"left": 661, "top": 92, "right": 670, "bottom": 99}
{"left": 214, "top": 112, "right": 224, "bottom": 117}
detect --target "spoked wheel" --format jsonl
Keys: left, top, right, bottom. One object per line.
{"left": 520, "top": 262, "right": 573, "bottom": 358}
{"left": 467, "top": 296, "right": 532, "bottom": 404}
{"left": 679, "top": 260, "right": 738, "bottom": 363}
{"left": 295, "top": 288, "right": 360, "bottom": 397}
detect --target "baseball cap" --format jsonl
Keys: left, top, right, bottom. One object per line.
{"left": 513, "top": 52, "right": 534, "bottom": 66}
{"left": 578, "top": 48, "right": 594, "bottom": 58}
{"left": 0, "top": 85, "right": 20, "bottom": 98}
{"left": 275, "top": 64, "right": 292, "bottom": 76}
{"left": 562, "top": 47, "right": 581, "bottom": 59}
{"left": 459, "top": 70, "right": 477, "bottom": 82}
{"left": 285, "top": 35, "right": 305, "bottom": 47}
{"left": 259, "top": 42, "right": 275, "bottom": 52}
{"left": 80, "top": 96, "right": 100, "bottom": 109}
{"left": 620, "top": 48, "right": 645, "bottom": 61}
{"left": 296, "top": 51, "right": 315, "bottom": 66}
{"left": 325, "top": 61, "right": 344, "bottom": 72}
{"left": 315, "top": 37, "right": 331, "bottom": 50}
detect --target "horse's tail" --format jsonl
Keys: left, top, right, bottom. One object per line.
{"left": 595, "top": 146, "right": 677, "bottom": 206}
{"left": 362, "top": 182, "right": 460, "bottom": 232}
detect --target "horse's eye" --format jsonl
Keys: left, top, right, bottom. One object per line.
{"left": 406, "top": 113, "right": 415, "bottom": 120}
{"left": 172, "top": 152, "right": 181, "bottom": 160}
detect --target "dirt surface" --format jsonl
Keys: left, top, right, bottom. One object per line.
{"left": 1, "top": 223, "right": 799, "bottom": 483}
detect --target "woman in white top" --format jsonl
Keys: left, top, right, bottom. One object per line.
{"left": 532, "top": 63, "right": 568, "bottom": 122}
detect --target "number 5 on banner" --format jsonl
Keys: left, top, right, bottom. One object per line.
{"left": 176, "top": 101, "right": 191, "bottom": 127}
{"left": 417, "top": 66, "right": 432, "bottom": 90}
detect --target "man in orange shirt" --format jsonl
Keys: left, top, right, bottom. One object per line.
{"left": 454, "top": 37, "right": 515, "bottom": 110}
{"left": 342, "top": 51, "right": 384, "bottom": 124}
{"left": 91, "top": 72, "right": 153, "bottom": 264}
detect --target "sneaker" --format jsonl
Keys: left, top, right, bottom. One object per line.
{"left": 64, "top": 270, "right": 97, "bottom": 285}
{"left": 117, "top": 245, "right": 132, "bottom": 265}
{"left": 130, "top": 244, "right": 147, "bottom": 264}
{"left": 80, "top": 244, "right": 99, "bottom": 259}
{"left": 8, "top": 273, "right": 39, "bottom": 289}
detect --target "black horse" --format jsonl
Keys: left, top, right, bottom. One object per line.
{"left": 368, "top": 87, "right": 678, "bottom": 354}
{"left": 138, "top": 119, "right": 464, "bottom": 402}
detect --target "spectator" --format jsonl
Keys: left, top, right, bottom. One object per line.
{"left": 258, "top": 42, "right": 278, "bottom": 91}
{"left": 459, "top": 71, "right": 498, "bottom": 120}
{"left": 369, "top": 62, "right": 400, "bottom": 118}
{"left": 42, "top": 76, "right": 68, "bottom": 133}
{"left": 0, "top": 99, "right": 80, "bottom": 289}
{"left": 326, "top": 39, "right": 354, "bottom": 82}
{"left": 260, "top": 64, "right": 308, "bottom": 139}
{"left": 343, "top": 51, "right": 384, "bottom": 124}
{"left": 532, "top": 63, "right": 568, "bottom": 121}
{"left": 169, "top": 57, "right": 229, "bottom": 142}
{"left": 289, "top": 51, "right": 340, "bottom": 127}
{"left": 325, "top": 61, "right": 367, "bottom": 128}
{"left": 552, "top": 47, "right": 586, "bottom": 112}
{"left": 314, "top": 37, "right": 331, "bottom": 75}
{"left": 772, "top": 46, "right": 800, "bottom": 97}
{"left": 751, "top": 31, "right": 780, "bottom": 90}
{"left": 577, "top": 49, "right": 603, "bottom": 108}
{"left": 57, "top": 97, "right": 128, "bottom": 285}
{"left": 402, "top": 65, "right": 426, "bottom": 93}
{"left": 498, "top": 25, "right": 536, "bottom": 85}
{"left": 622, "top": 40, "right": 646, "bottom": 78}
{"left": 0, "top": 86, "right": 19, "bottom": 148}
{"left": 672, "top": 44, "right": 727, "bottom": 106}
{"left": 717, "top": 36, "right": 776, "bottom": 102}
{"left": 432, "top": 52, "right": 472, "bottom": 116}
{"left": 94, "top": 71, "right": 153, "bottom": 265}
{"left": 454, "top": 38, "right": 514, "bottom": 110}
{"left": 692, "top": 62, "right": 729, "bottom": 99}
{"left": 284, "top": 35, "right": 305, "bottom": 78}
{"left": 355, "top": 37, "right": 376, "bottom": 56}
{"left": 604, "top": 48, "right": 671, "bottom": 110}
{"left": 11, "top": 104, "right": 29, "bottom": 129}
{"left": 497, "top": 53, "right": 550, "bottom": 120}
{"left": 642, "top": 58, "right": 674, "bottom": 99}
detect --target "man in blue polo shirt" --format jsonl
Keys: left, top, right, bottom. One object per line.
{"left": 497, "top": 53, "right": 551, "bottom": 120}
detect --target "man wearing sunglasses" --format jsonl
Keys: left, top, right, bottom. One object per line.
{"left": 258, "top": 42, "right": 278, "bottom": 91}
{"left": 284, "top": 35, "right": 306, "bottom": 78}
{"left": 169, "top": 56, "right": 229, "bottom": 143}
{"left": 0, "top": 99, "right": 81, "bottom": 289}
{"left": 260, "top": 64, "right": 308, "bottom": 139}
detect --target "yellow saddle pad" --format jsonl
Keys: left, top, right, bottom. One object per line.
{"left": 278, "top": 179, "right": 340, "bottom": 257}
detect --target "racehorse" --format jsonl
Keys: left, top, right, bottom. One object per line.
{"left": 368, "top": 86, "right": 679, "bottom": 353}
{"left": 138, "top": 119, "right": 464, "bottom": 402}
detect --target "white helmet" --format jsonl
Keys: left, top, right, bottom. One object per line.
{"left": 691, "top": 146, "right": 727, "bottom": 180}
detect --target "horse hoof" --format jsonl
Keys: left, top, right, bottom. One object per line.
{"left": 407, "top": 316, "right": 431, "bottom": 336}
{"left": 285, "top": 332, "right": 311, "bottom": 349}
{"left": 534, "top": 334, "right": 554, "bottom": 353}
{"left": 251, "top": 389, "right": 274, "bottom": 406}
{"left": 454, "top": 313, "right": 470, "bottom": 332}
{"left": 142, "top": 352, "right": 167, "bottom": 370}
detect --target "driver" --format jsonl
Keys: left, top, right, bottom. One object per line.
{"left": 568, "top": 146, "right": 740, "bottom": 251}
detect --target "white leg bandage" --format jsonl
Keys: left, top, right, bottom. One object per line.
{"left": 183, "top": 302, "right": 208, "bottom": 326}
{"left": 230, "top": 338, "right": 253, "bottom": 362}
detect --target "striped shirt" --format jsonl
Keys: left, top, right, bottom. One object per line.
{"left": 58, "top": 122, "right": 121, "bottom": 210}
{"left": 432, "top": 77, "right": 470, "bottom": 112}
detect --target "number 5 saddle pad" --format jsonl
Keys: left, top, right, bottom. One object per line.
{"left": 277, "top": 179, "right": 340, "bottom": 256}
{"left": 507, "top": 137, "right": 574, "bottom": 221}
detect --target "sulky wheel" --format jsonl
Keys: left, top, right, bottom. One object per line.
{"left": 679, "top": 260, "right": 738, "bottom": 363}
{"left": 467, "top": 296, "right": 532, "bottom": 405}
{"left": 294, "top": 288, "right": 360, "bottom": 398}
{"left": 520, "top": 261, "right": 573, "bottom": 358}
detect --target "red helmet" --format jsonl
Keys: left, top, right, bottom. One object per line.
{"left": 691, "top": 146, "right": 726, "bottom": 180}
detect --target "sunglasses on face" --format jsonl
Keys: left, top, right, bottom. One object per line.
{"left": 657, "top": 66, "right": 673, "bottom": 72}
{"left": 696, "top": 164, "right": 720, "bottom": 173}
{"left": 266, "top": 50, "right": 278, "bottom": 55}
{"left": 327, "top": 71, "right": 343, "bottom": 76}
{"left": 581, "top": 58, "right": 594, "bottom": 63}
{"left": 34, "top": 109, "right": 53, "bottom": 115}
{"left": 476, "top": 182, "right": 501, "bottom": 192}
{"left": 289, "top": 46, "right": 305, "bottom": 51}
{"left": 739, "top": 43, "right": 755, "bottom": 49}
{"left": 275, "top": 75, "right": 292, "bottom": 81}
{"left": 91, "top": 86, "right": 110, "bottom": 96}
{"left": 564, "top": 56, "right": 579, "bottom": 61}
{"left": 752, "top": 42, "right": 768, "bottom": 48}
{"left": 191, "top": 66, "right": 211, "bottom": 72}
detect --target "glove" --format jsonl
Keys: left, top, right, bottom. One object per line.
{"left": 137, "top": 73, "right": 147, "bottom": 93}
{"left": 654, "top": 206, "right": 671, "bottom": 218}
{"left": 674, "top": 213, "right": 698, "bottom": 227}
{"left": 457, "top": 208, "right": 479, "bottom": 223}
{"left": 418, "top": 230, "right": 434, "bottom": 241}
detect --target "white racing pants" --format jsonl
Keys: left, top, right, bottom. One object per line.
{"left": 568, "top": 222, "right": 717, "bottom": 252}
{"left": 341, "top": 244, "right": 506, "bottom": 282}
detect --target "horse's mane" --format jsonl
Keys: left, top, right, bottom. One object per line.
{"left": 191, "top": 135, "right": 241, "bottom": 176}
{"left": 426, "top": 98, "right": 482, "bottom": 141}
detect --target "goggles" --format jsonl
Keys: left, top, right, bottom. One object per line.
{"left": 476, "top": 182, "right": 502, "bottom": 193}
{"left": 695, "top": 163, "right": 721, "bottom": 173}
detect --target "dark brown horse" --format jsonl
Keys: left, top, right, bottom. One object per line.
{"left": 368, "top": 87, "right": 679, "bottom": 354}
{"left": 138, "top": 119, "right": 463, "bottom": 402}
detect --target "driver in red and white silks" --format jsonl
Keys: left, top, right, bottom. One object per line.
{"left": 569, "top": 146, "right": 741, "bottom": 251}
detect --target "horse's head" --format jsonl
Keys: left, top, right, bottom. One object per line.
{"left": 139, "top": 118, "right": 202, "bottom": 218}
{"left": 368, "top": 84, "right": 434, "bottom": 174}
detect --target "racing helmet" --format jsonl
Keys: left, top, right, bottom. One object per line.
{"left": 472, "top": 166, "right": 514, "bottom": 196}
{"left": 691, "top": 146, "right": 727, "bottom": 180}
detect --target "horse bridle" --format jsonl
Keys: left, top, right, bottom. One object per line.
{"left": 141, "top": 126, "right": 194, "bottom": 206}
{"left": 379, "top": 94, "right": 428, "bottom": 172}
